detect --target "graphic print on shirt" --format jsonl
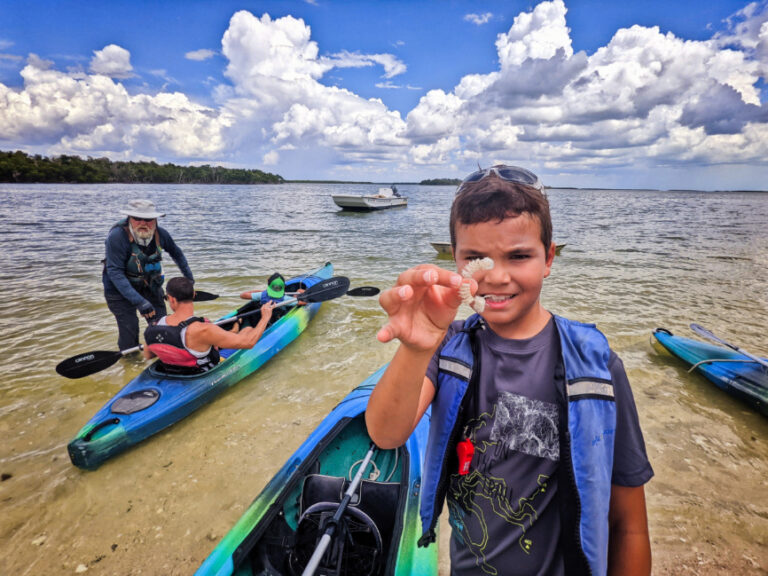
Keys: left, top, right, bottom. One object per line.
{"left": 448, "top": 391, "right": 559, "bottom": 575}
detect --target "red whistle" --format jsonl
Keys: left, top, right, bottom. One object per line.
{"left": 457, "top": 438, "right": 474, "bottom": 475}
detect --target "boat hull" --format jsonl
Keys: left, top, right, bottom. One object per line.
{"left": 195, "top": 365, "right": 437, "bottom": 576}
{"left": 67, "top": 263, "right": 334, "bottom": 470}
{"left": 332, "top": 194, "right": 408, "bottom": 211}
{"left": 652, "top": 328, "right": 768, "bottom": 417}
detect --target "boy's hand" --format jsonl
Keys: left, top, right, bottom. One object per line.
{"left": 377, "top": 265, "right": 471, "bottom": 351}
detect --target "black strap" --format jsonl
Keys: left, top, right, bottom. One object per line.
{"left": 177, "top": 316, "right": 204, "bottom": 328}
{"left": 462, "top": 318, "right": 485, "bottom": 424}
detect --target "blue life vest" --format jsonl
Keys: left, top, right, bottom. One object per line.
{"left": 419, "top": 314, "right": 616, "bottom": 576}
{"left": 259, "top": 291, "right": 289, "bottom": 305}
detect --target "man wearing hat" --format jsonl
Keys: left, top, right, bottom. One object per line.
{"left": 103, "top": 199, "right": 194, "bottom": 351}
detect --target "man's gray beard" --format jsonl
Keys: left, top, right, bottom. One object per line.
{"left": 130, "top": 223, "right": 153, "bottom": 247}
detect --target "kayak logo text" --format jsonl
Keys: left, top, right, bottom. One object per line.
{"left": 76, "top": 354, "right": 95, "bottom": 363}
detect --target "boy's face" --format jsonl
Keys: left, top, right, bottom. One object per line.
{"left": 453, "top": 214, "right": 556, "bottom": 339}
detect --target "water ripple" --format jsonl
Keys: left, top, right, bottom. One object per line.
{"left": 1, "top": 183, "right": 767, "bottom": 574}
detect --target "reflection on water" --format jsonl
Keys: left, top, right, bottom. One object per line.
{"left": 0, "top": 183, "right": 767, "bottom": 574}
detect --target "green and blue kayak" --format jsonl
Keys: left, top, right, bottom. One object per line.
{"left": 652, "top": 327, "right": 768, "bottom": 417}
{"left": 68, "top": 262, "right": 334, "bottom": 470}
{"left": 195, "top": 365, "right": 438, "bottom": 576}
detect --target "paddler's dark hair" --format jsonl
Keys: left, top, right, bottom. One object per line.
{"left": 166, "top": 277, "right": 195, "bottom": 302}
{"left": 449, "top": 178, "right": 552, "bottom": 251}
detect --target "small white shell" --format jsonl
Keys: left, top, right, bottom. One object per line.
{"left": 460, "top": 257, "right": 494, "bottom": 312}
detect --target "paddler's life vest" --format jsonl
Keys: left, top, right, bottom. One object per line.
{"left": 113, "top": 219, "right": 164, "bottom": 291}
{"left": 144, "top": 316, "right": 220, "bottom": 374}
{"left": 259, "top": 292, "right": 289, "bottom": 305}
{"left": 418, "top": 314, "right": 617, "bottom": 576}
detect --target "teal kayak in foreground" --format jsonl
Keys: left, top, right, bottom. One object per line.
{"left": 68, "top": 262, "right": 334, "bottom": 470}
{"left": 652, "top": 327, "right": 768, "bottom": 417}
{"left": 195, "top": 365, "right": 438, "bottom": 576}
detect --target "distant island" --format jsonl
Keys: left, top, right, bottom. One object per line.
{"left": 0, "top": 150, "right": 283, "bottom": 184}
{"left": 419, "top": 178, "right": 461, "bottom": 185}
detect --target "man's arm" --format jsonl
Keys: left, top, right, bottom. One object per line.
{"left": 192, "top": 303, "right": 274, "bottom": 351}
{"left": 607, "top": 484, "right": 651, "bottom": 576}
{"left": 159, "top": 228, "right": 194, "bottom": 281}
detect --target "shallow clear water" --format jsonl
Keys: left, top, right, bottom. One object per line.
{"left": 0, "top": 183, "right": 766, "bottom": 574}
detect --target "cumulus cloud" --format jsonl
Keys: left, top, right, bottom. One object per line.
{"left": 322, "top": 50, "right": 406, "bottom": 78}
{"left": 263, "top": 150, "right": 279, "bottom": 164}
{"left": 185, "top": 49, "right": 217, "bottom": 61}
{"left": 0, "top": 52, "right": 231, "bottom": 157}
{"left": 465, "top": 13, "right": 493, "bottom": 26}
{"left": 1, "top": 1, "right": 768, "bottom": 185}
{"left": 405, "top": 0, "right": 768, "bottom": 177}
{"left": 89, "top": 44, "right": 133, "bottom": 78}
{"left": 219, "top": 11, "right": 408, "bottom": 161}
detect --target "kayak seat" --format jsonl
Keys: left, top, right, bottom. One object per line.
{"left": 290, "top": 501, "right": 382, "bottom": 576}
{"left": 151, "top": 361, "right": 214, "bottom": 376}
{"left": 289, "top": 474, "right": 401, "bottom": 576}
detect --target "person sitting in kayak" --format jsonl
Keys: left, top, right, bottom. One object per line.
{"left": 143, "top": 277, "right": 275, "bottom": 374}
{"left": 239, "top": 272, "right": 306, "bottom": 310}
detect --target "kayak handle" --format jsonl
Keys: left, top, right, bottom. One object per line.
{"left": 83, "top": 417, "right": 120, "bottom": 442}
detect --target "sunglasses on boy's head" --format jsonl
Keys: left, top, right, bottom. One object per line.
{"left": 456, "top": 165, "right": 543, "bottom": 195}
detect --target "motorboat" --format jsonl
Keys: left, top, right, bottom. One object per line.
{"left": 332, "top": 185, "right": 407, "bottom": 211}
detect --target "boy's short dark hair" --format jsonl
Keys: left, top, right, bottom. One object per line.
{"left": 166, "top": 277, "right": 195, "bottom": 302}
{"left": 449, "top": 177, "right": 552, "bottom": 251}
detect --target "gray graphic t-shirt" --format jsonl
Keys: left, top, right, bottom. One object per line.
{"left": 426, "top": 317, "right": 653, "bottom": 576}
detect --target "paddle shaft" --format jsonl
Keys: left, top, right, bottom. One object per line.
{"left": 690, "top": 324, "right": 768, "bottom": 370}
{"left": 214, "top": 276, "right": 350, "bottom": 326}
{"left": 194, "top": 286, "right": 378, "bottom": 302}
{"left": 301, "top": 443, "right": 378, "bottom": 576}
{"left": 213, "top": 295, "right": 302, "bottom": 326}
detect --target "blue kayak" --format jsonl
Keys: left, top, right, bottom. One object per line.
{"left": 68, "top": 262, "right": 333, "bottom": 470}
{"left": 195, "top": 365, "right": 438, "bottom": 576}
{"left": 652, "top": 327, "right": 768, "bottom": 417}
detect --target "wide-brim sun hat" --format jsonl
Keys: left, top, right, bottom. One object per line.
{"left": 120, "top": 199, "right": 165, "bottom": 219}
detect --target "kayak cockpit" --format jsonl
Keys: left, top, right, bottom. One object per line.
{"left": 146, "top": 304, "right": 291, "bottom": 377}
{"left": 230, "top": 417, "right": 408, "bottom": 576}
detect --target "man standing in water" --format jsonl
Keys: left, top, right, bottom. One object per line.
{"left": 103, "top": 199, "right": 194, "bottom": 351}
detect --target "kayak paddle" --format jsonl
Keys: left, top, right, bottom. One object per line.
{"left": 193, "top": 285, "right": 378, "bottom": 302}
{"left": 300, "top": 442, "right": 378, "bottom": 576}
{"left": 345, "top": 286, "right": 380, "bottom": 297}
{"left": 214, "top": 276, "right": 351, "bottom": 326}
{"left": 55, "top": 345, "right": 144, "bottom": 379}
{"left": 55, "top": 276, "right": 352, "bottom": 379}
{"left": 690, "top": 323, "right": 768, "bottom": 370}
{"left": 193, "top": 291, "right": 219, "bottom": 302}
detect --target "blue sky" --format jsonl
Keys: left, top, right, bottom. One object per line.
{"left": 1, "top": 0, "right": 767, "bottom": 189}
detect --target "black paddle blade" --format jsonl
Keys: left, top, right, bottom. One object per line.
{"left": 298, "top": 276, "right": 351, "bottom": 303}
{"left": 346, "top": 286, "right": 380, "bottom": 297}
{"left": 193, "top": 290, "right": 219, "bottom": 302}
{"left": 56, "top": 350, "right": 123, "bottom": 379}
